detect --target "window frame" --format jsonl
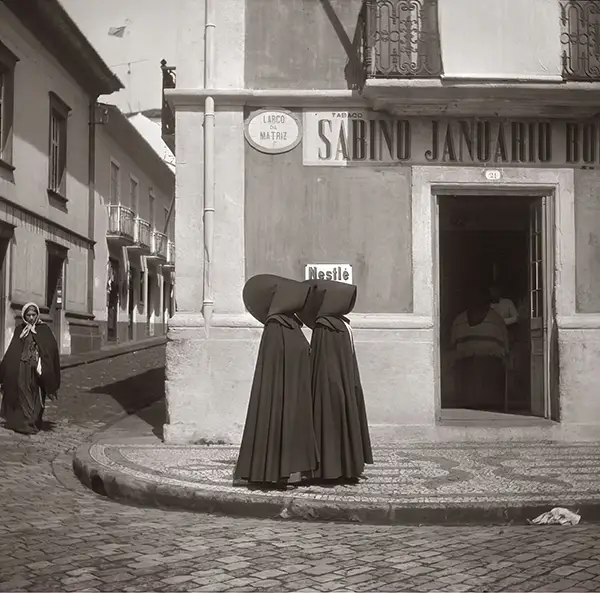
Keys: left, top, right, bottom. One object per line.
{"left": 109, "top": 158, "right": 121, "bottom": 206}
{"left": 148, "top": 188, "right": 155, "bottom": 229}
{"left": 129, "top": 174, "right": 139, "bottom": 215}
{"left": 0, "top": 40, "right": 18, "bottom": 171}
{"left": 47, "top": 91, "right": 71, "bottom": 201}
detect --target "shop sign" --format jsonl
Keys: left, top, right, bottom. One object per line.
{"left": 245, "top": 108, "right": 302, "bottom": 154}
{"left": 303, "top": 109, "right": 600, "bottom": 168}
{"left": 305, "top": 264, "right": 353, "bottom": 284}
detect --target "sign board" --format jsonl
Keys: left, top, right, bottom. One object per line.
{"left": 245, "top": 108, "right": 302, "bottom": 154}
{"left": 302, "top": 109, "right": 600, "bottom": 168}
{"left": 304, "top": 264, "right": 353, "bottom": 284}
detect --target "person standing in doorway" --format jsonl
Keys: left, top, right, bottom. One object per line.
{"left": 0, "top": 303, "right": 61, "bottom": 435}
{"left": 489, "top": 285, "right": 519, "bottom": 327}
{"left": 451, "top": 290, "right": 509, "bottom": 410}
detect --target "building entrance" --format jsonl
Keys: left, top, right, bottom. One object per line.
{"left": 438, "top": 194, "right": 558, "bottom": 419}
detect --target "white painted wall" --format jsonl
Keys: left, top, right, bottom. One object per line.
{"left": 93, "top": 115, "right": 174, "bottom": 331}
{"left": 0, "top": 4, "right": 96, "bottom": 351}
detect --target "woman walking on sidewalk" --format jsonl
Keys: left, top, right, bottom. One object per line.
{"left": 0, "top": 302, "right": 61, "bottom": 435}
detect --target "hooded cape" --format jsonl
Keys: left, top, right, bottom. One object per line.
{"left": 234, "top": 274, "right": 322, "bottom": 484}
{"left": 298, "top": 279, "right": 373, "bottom": 480}
{"left": 0, "top": 319, "right": 61, "bottom": 414}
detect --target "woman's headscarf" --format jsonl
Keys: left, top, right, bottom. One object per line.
{"left": 20, "top": 302, "right": 42, "bottom": 339}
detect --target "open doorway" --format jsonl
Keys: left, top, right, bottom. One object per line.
{"left": 439, "top": 194, "right": 558, "bottom": 419}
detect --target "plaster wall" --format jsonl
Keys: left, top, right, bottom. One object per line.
{"left": 245, "top": 0, "right": 364, "bottom": 90}
{"left": 574, "top": 169, "right": 600, "bottom": 313}
{"left": 0, "top": 5, "right": 92, "bottom": 238}
{"left": 244, "top": 117, "right": 413, "bottom": 313}
{"left": 93, "top": 123, "right": 173, "bottom": 340}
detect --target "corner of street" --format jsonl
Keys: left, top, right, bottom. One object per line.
{"left": 1, "top": 346, "right": 600, "bottom": 593}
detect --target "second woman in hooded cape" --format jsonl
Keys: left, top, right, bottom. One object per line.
{"left": 299, "top": 279, "right": 373, "bottom": 481}
{"left": 234, "top": 274, "right": 323, "bottom": 485}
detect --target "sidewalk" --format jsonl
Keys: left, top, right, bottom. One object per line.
{"left": 60, "top": 335, "right": 166, "bottom": 369}
{"left": 73, "top": 403, "right": 600, "bottom": 525}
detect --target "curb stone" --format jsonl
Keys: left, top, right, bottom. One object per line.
{"left": 60, "top": 337, "right": 166, "bottom": 369}
{"left": 72, "top": 441, "right": 600, "bottom": 525}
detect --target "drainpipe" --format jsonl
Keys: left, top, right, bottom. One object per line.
{"left": 87, "top": 99, "right": 98, "bottom": 316}
{"left": 203, "top": 0, "right": 216, "bottom": 333}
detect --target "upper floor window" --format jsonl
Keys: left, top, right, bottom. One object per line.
{"left": 0, "top": 40, "right": 18, "bottom": 169}
{"left": 110, "top": 160, "right": 120, "bottom": 205}
{"left": 130, "top": 176, "right": 139, "bottom": 214}
{"left": 149, "top": 190, "right": 155, "bottom": 228}
{"left": 48, "top": 92, "right": 70, "bottom": 199}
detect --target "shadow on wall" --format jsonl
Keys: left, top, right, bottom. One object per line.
{"left": 320, "top": 0, "right": 365, "bottom": 90}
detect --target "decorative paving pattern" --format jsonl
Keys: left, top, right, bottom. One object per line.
{"left": 89, "top": 440, "right": 600, "bottom": 506}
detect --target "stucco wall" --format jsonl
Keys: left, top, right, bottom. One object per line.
{"left": 574, "top": 169, "right": 600, "bottom": 313}
{"left": 244, "top": 117, "right": 413, "bottom": 314}
{"left": 0, "top": 4, "right": 92, "bottom": 239}
{"left": 245, "top": 0, "right": 364, "bottom": 90}
{"left": 94, "top": 124, "right": 174, "bottom": 335}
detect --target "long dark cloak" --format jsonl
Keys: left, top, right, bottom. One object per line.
{"left": 234, "top": 275, "right": 320, "bottom": 484}
{"left": 299, "top": 280, "right": 373, "bottom": 480}
{"left": 0, "top": 323, "right": 61, "bottom": 429}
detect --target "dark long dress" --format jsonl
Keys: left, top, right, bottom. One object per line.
{"left": 234, "top": 275, "right": 321, "bottom": 485}
{"left": 0, "top": 323, "right": 61, "bottom": 434}
{"left": 299, "top": 280, "right": 373, "bottom": 481}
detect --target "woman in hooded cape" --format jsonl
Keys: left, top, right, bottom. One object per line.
{"left": 233, "top": 275, "right": 323, "bottom": 486}
{"left": 0, "top": 303, "right": 61, "bottom": 435}
{"left": 298, "top": 280, "right": 373, "bottom": 482}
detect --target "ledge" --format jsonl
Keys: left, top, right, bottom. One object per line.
{"left": 47, "top": 188, "right": 68, "bottom": 205}
{"left": 558, "top": 315, "right": 600, "bottom": 330}
{"left": 168, "top": 312, "right": 434, "bottom": 331}
{"left": 0, "top": 158, "right": 15, "bottom": 173}
{"left": 166, "top": 88, "right": 367, "bottom": 110}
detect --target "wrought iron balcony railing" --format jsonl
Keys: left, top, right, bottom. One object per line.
{"left": 167, "top": 240, "right": 175, "bottom": 265}
{"left": 161, "top": 59, "right": 176, "bottom": 150}
{"left": 151, "top": 230, "right": 168, "bottom": 259}
{"left": 134, "top": 218, "right": 152, "bottom": 249}
{"left": 360, "top": 0, "right": 443, "bottom": 79}
{"left": 107, "top": 204, "right": 134, "bottom": 239}
{"left": 560, "top": 0, "right": 600, "bottom": 79}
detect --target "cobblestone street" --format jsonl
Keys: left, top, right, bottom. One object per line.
{"left": 1, "top": 345, "right": 600, "bottom": 592}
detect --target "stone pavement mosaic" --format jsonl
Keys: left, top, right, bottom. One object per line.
{"left": 3, "top": 345, "right": 600, "bottom": 592}
{"left": 89, "top": 438, "right": 600, "bottom": 508}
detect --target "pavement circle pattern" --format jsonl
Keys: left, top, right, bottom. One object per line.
{"left": 88, "top": 440, "right": 600, "bottom": 506}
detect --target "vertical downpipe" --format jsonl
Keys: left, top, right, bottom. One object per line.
{"left": 203, "top": 0, "right": 216, "bottom": 334}
{"left": 87, "top": 99, "right": 97, "bottom": 317}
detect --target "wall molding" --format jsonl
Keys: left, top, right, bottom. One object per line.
{"left": 166, "top": 88, "right": 367, "bottom": 110}
{"left": 168, "top": 312, "right": 434, "bottom": 331}
{"left": 0, "top": 196, "right": 94, "bottom": 248}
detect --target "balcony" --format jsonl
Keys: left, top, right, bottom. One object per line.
{"left": 560, "top": 0, "right": 600, "bottom": 80}
{"left": 358, "top": 0, "right": 600, "bottom": 117}
{"left": 163, "top": 240, "right": 175, "bottom": 270}
{"left": 106, "top": 205, "right": 134, "bottom": 243}
{"left": 134, "top": 218, "right": 152, "bottom": 250}
{"left": 360, "top": 0, "right": 442, "bottom": 79}
{"left": 151, "top": 230, "right": 168, "bottom": 259}
{"left": 161, "top": 59, "right": 176, "bottom": 153}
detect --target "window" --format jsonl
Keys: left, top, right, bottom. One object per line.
{"left": 0, "top": 40, "right": 18, "bottom": 168}
{"left": 129, "top": 176, "right": 139, "bottom": 214}
{"left": 110, "top": 160, "right": 120, "bottom": 205}
{"left": 139, "top": 270, "right": 145, "bottom": 306}
{"left": 48, "top": 92, "right": 70, "bottom": 198}
{"left": 149, "top": 190, "right": 155, "bottom": 228}
{"left": 164, "top": 207, "right": 169, "bottom": 234}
